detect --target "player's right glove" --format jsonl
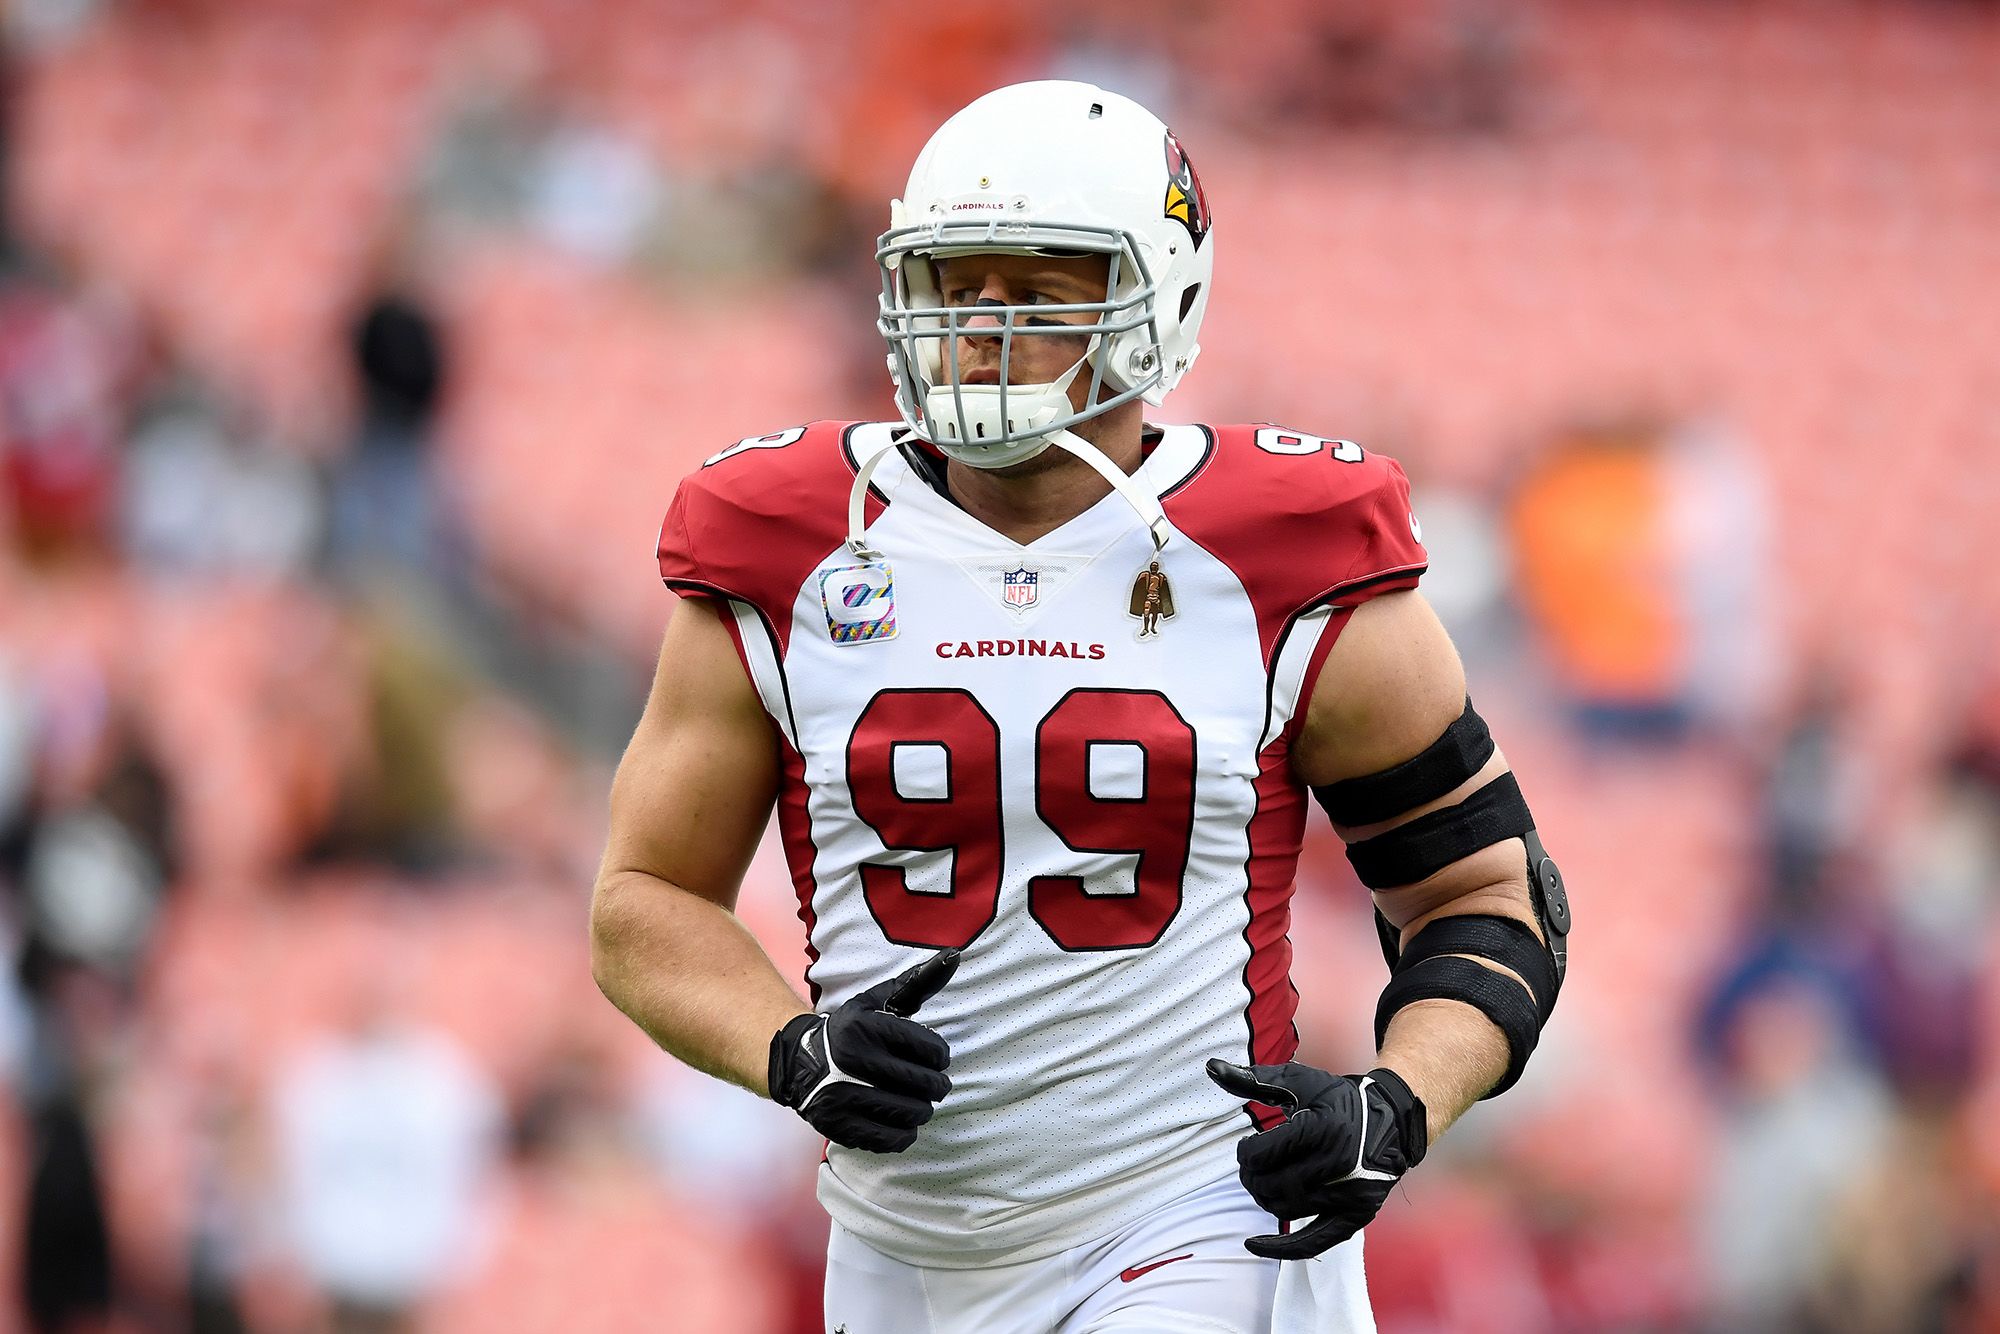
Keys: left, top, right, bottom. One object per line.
{"left": 1206, "top": 1059, "right": 1428, "bottom": 1259}
{"left": 768, "top": 949, "right": 960, "bottom": 1153}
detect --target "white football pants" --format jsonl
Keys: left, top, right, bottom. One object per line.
{"left": 823, "top": 1171, "right": 1374, "bottom": 1333}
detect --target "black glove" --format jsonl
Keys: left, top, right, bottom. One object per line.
{"left": 1206, "top": 1059, "right": 1427, "bottom": 1260}
{"left": 769, "top": 949, "right": 960, "bottom": 1153}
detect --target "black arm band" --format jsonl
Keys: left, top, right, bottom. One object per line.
{"left": 1375, "top": 955, "right": 1542, "bottom": 1098}
{"left": 1312, "top": 698, "right": 1494, "bottom": 827}
{"left": 1396, "top": 914, "right": 1558, "bottom": 1021}
{"left": 1371, "top": 908, "right": 1402, "bottom": 972}
{"left": 1345, "top": 772, "right": 1534, "bottom": 889}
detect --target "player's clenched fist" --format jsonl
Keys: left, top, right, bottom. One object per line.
{"left": 769, "top": 949, "right": 960, "bottom": 1152}
{"left": 1206, "top": 1059, "right": 1428, "bottom": 1259}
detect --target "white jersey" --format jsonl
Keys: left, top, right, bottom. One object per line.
{"left": 657, "top": 420, "right": 1426, "bottom": 1268}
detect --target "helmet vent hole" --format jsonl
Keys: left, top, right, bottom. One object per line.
{"left": 975, "top": 422, "right": 986, "bottom": 438}
{"left": 1180, "top": 284, "right": 1202, "bottom": 322}
{"left": 1088, "top": 103, "right": 1103, "bottom": 119}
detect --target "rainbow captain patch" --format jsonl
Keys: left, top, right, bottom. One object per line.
{"left": 1163, "top": 130, "right": 1210, "bottom": 250}
{"left": 820, "top": 563, "right": 899, "bottom": 644}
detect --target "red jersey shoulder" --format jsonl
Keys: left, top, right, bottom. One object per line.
{"left": 1166, "top": 423, "right": 1427, "bottom": 654}
{"left": 656, "top": 421, "right": 879, "bottom": 618}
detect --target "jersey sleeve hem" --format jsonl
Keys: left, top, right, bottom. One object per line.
{"left": 1312, "top": 560, "right": 1429, "bottom": 610}
{"left": 661, "top": 575, "right": 746, "bottom": 603}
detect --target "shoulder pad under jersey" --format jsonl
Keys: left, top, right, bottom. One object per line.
{"left": 656, "top": 421, "right": 885, "bottom": 652}
{"left": 1165, "top": 423, "right": 1427, "bottom": 663}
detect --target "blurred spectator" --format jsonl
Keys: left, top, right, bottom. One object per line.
{"left": 1663, "top": 416, "right": 1778, "bottom": 739}
{"left": 21, "top": 778, "right": 164, "bottom": 977}
{"left": 6, "top": 684, "right": 175, "bottom": 987}
{"left": 1233, "top": 0, "right": 1527, "bottom": 136}
{"left": 1506, "top": 413, "right": 1776, "bottom": 746}
{"left": 1804, "top": 1104, "right": 1986, "bottom": 1333}
{"left": 330, "top": 255, "right": 456, "bottom": 588}
{"left": 1852, "top": 758, "right": 1994, "bottom": 1099}
{"left": 2, "top": 0, "right": 102, "bottom": 58}
{"left": 350, "top": 273, "right": 445, "bottom": 458}
{"left": 272, "top": 976, "right": 503, "bottom": 1333}
{"left": 17, "top": 968, "right": 125, "bottom": 1333}
{"left": 435, "top": 1040, "right": 789, "bottom": 1334}
{"left": 0, "top": 34, "right": 14, "bottom": 266}
{"left": 1270, "top": 2, "right": 1414, "bottom": 132}
{"left": 1508, "top": 417, "right": 1688, "bottom": 740}
{"left": 184, "top": 1056, "right": 261, "bottom": 1334}
{"left": 311, "top": 610, "right": 468, "bottom": 875}
{"left": 1042, "top": 8, "right": 1180, "bottom": 123}
{"left": 1, "top": 655, "right": 175, "bottom": 1326}
{"left": 1686, "top": 673, "right": 2000, "bottom": 1329}
{"left": 1952, "top": 668, "right": 2000, "bottom": 794}
{"left": 631, "top": 1059, "right": 820, "bottom": 1232}
{"left": 1759, "top": 668, "right": 1869, "bottom": 919}
{"left": 1696, "top": 970, "right": 1893, "bottom": 1330}
{"left": 0, "top": 651, "right": 34, "bottom": 854}
{"left": 0, "top": 261, "right": 137, "bottom": 567}
{"left": 1748, "top": 672, "right": 1991, "bottom": 1099}
{"left": 22, "top": 1076, "right": 114, "bottom": 1331}
{"left": 823, "top": 2, "right": 1043, "bottom": 202}
{"left": 1401, "top": 475, "right": 1511, "bottom": 663}
{"left": 121, "top": 366, "right": 323, "bottom": 583}
{"left": 657, "top": 151, "right": 862, "bottom": 289}
{"left": 525, "top": 110, "right": 665, "bottom": 269}
{"left": 417, "top": 22, "right": 668, "bottom": 275}
{"left": 413, "top": 16, "right": 551, "bottom": 238}
{"left": 1403, "top": 1, "right": 1528, "bottom": 135}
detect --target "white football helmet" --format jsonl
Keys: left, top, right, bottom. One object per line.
{"left": 877, "top": 81, "right": 1214, "bottom": 470}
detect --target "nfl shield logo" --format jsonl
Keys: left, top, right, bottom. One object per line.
{"left": 1002, "top": 566, "right": 1039, "bottom": 609}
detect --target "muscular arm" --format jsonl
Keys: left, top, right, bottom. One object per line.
{"left": 590, "top": 596, "right": 811, "bottom": 1097}
{"left": 1291, "top": 590, "right": 1542, "bottom": 1142}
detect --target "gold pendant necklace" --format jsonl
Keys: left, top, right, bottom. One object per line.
{"left": 1128, "top": 558, "right": 1176, "bottom": 638}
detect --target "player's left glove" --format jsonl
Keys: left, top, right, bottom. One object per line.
{"left": 1206, "top": 1059, "right": 1428, "bottom": 1260}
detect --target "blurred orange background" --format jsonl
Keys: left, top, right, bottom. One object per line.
{"left": 1, "top": 1, "right": 1997, "bottom": 1330}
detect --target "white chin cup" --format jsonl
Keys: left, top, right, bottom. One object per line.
{"left": 922, "top": 356, "right": 1089, "bottom": 469}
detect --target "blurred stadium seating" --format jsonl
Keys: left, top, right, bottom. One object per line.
{"left": 1, "top": 0, "right": 1997, "bottom": 1329}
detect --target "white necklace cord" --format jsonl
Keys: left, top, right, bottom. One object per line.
{"left": 846, "top": 431, "right": 909, "bottom": 560}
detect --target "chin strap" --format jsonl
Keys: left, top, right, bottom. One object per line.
{"left": 1053, "top": 429, "right": 1173, "bottom": 554}
{"left": 845, "top": 429, "right": 1170, "bottom": 562}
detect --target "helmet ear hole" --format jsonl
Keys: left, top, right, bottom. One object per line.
{"left": 1179, "top": 283, "right": 1202, "bottom": 323}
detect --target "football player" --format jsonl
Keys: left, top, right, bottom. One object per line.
{"left": 592, "top": 81, "right": 1571, "bottom": 1334}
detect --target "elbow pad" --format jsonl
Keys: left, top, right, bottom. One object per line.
{"left": 1373, "top": 898, "right": 1561, "bottom": 1098}
{"left": 1311, "top": 700, "right": 1572, "bottom": 1097}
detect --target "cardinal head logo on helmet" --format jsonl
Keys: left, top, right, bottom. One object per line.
{"left": 1163, "top": 130, "right": 1210, "bottom": 250}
